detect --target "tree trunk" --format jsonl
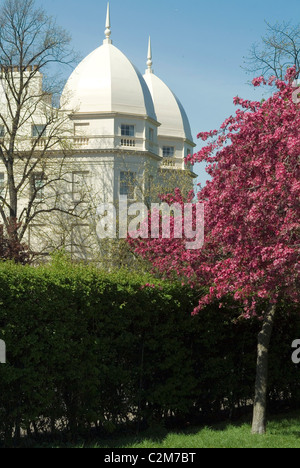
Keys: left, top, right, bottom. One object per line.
{"left": 251, "top": 304, "right": 276, "bottom": 434}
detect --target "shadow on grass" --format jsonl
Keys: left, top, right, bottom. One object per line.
{"left": 7, "top": 409, "right": 300, "bottom": 448}
{"left": 84, "top": 410, "right": 300, "bottom": 448}
{"left": 15, "top": 421, "right": 171, "bottom": 449}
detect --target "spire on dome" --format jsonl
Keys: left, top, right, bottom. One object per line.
{"left": 146, "top": 36, "right": 153, "bottom": 74}
{"left": 104, "top": 3, "right": 112, "bottom": 44}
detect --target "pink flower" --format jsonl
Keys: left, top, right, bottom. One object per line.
{"left": 129, "top": 69, "right": 300, "bottom": 318}
{"left": 252, "top": 76, "right": 266, "bottom": 87}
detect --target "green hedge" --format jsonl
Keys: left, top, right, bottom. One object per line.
{"left": 0, "top": 258, "right": 299, "bottom": 442}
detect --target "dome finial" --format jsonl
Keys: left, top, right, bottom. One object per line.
{"left": 104, "top": 2, "right": 112, "bottom": 44}
{"left": 146, "top": 36, "right": 153, "bottom": 73}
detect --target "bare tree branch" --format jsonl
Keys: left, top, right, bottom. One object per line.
{"left": 0, "top": 0, "right": 79, "bottom": 248}
{"left": 243, "top": 21, "right": 300, "bottom": 80}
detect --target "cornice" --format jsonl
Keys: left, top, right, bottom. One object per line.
{"left": 69, "top": 111, "right": 161, "bottom": 127}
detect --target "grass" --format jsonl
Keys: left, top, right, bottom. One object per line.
{"left": 41, "top": 410, "right": 300, "bottom": 449}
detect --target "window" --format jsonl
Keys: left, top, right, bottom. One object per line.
{"left": 31, "top": 173, "right": 45, "bottom": 200}
{"left": 32, "top": 124, "right": 46, "bottom": 138}
{"left": 72, "top": 171, "right": 89, "bottom": 202}
{"left": 120, "top": 171, "right": 136, "bottom": 199}
{"left": 0, "top": 173, "right": 4, "bottom": 195}
{"left": 121, "top": 125, "right": 135, "bottom": 137}
{"left": 0, "top": 125, "right": 5, "bottom": 138}
{"left": 145, "top": 175, "right": 153, "bottom": 207}
{"left": 149, "top": 128, "right": 154, "bottom": 142}
{"left": 187, "top": 148, "right": 191, "bottom": 157}
{"left": 163, "top": 146, "right": 175, "bottom": 158}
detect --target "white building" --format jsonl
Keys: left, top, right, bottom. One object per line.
{"left": 0, "top": 4, "right": 197, "bottom": 260}
{"left": 61, "top": 5, "right": 196, "bottom": 198}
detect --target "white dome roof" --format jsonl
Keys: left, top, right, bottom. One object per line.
{"left": 61, "top": 43, "right": 156, "bottom": 120}
{"left": 143, "top": 70, "right": 194, "bottom": 144}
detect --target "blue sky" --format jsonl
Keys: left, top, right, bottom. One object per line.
{"left": 38, "top": 0, "right": 300, "bottom": 187}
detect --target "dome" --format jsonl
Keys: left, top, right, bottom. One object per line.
{"left": 143, "top": 70, "right": 194, "bottom": 143}
{"left": 61, "top": 42, "right": 156, "bottom": 120}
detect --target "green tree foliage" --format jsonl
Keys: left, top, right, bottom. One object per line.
{"left": 0, "top": 258, "right": 298, "bottom": 444}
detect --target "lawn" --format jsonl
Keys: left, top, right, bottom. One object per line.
{"left": 43, "top": 411, "right": 300, "bottom": 449}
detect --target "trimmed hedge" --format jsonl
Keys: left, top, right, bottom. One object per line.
{"left": 0, "top": 258, "right": 299, "bottom": 442}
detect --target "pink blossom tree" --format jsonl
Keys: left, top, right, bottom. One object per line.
{"left": 130, "top": 69, "right": 300, "bottom": 434}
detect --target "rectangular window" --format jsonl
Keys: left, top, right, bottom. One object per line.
{"left": 0, "top": 173, "right": 4, "bottom": 195}
{"left": 0, "top": 125, "right": 5, "bottom": 138}
{"left": 120, "top": 171, "right": 136, "bottom": 199}
{"left": 31, "top": 173, "right": 45, "bottom": 200}
{"left": 187, "top": 148, "right": 191, "bottom": 157}
{"left": 149, "top": 128, "right": 154, "bottom": 142}
{"left": 163, "top": 146, "right": 175, "bottom": 158}
{"left": 145, "top": 174, "right": 153, "bottom": 207}
{"left": 121, "top": 124, "right": 135, "bottom": 137}
{"left": 72, "top": 171, "right": 89, "bottom": 202}
{"left": 32, "top": 124, "right": 46, "bottom": 138}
